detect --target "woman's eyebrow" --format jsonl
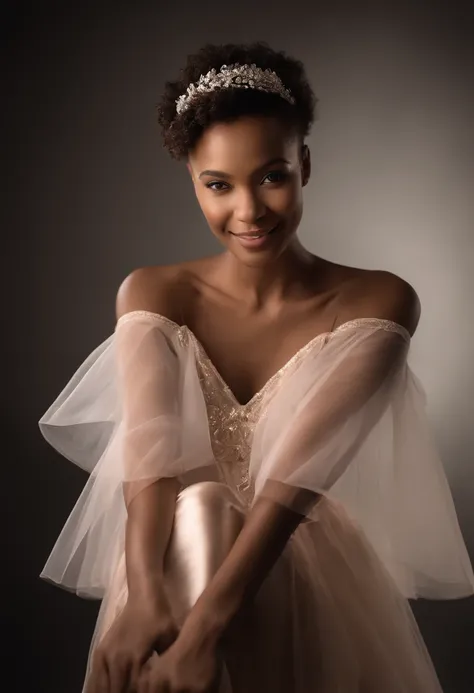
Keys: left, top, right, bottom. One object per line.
{"left": 198, "top": 157, "right": 291, "bottom": 180}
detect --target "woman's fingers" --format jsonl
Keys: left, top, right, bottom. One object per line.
{"left": 136, "top": 667, "right": 150, "bottom": 693}
{"left": 86, "top": 653, "right": 110, "bottom": 693}
{"left": 137, "top": 657, "right": 170, "bottom": 693}
{"left": 87, "top": 652, "right": 134, "bottom": 693}
{"left": 154, "top": 625, "right": 179, "bottom": 655}
{"left": 108, "top": 658, "right": 130, "bottom": 693}
{"left": 130, "top": 654, "right": 150, "bottom": 693}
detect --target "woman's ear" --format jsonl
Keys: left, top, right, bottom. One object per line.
{"left": 186, "top": 162, "right": 194, "bottom": 182}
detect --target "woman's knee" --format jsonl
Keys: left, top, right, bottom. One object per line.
{"left": 177, "top": 481, "right": 245, "bottom": 515}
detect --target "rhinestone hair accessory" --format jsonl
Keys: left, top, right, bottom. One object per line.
{"left": 175, "top": 63, "right": 296, "bottom": 115}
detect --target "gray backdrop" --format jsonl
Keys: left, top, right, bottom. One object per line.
{"left": 5, "top": 2, "right": 474, "bottom": 691}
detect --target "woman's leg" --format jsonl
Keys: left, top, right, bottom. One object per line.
{"left": 164, "top": 481, "right": 246, "bottom": 624}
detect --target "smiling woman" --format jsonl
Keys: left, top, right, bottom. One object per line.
{"left": 39, "top": 40, "right": 474, "bottom": 693}
{"left": 185, "top": 116, "right": 310, "bottom": 265}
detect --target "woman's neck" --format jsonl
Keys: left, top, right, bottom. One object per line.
{"left": 212, "top": 239, "right": 325, "bottom": 311}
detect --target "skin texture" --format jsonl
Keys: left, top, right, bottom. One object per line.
{"left": 88, "top": 114, "right": 420, "bottom": 693}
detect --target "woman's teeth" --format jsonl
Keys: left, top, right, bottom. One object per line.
{"left": 233, "top": 227, "right": 277, "bottom": 238}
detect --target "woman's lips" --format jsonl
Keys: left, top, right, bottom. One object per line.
{"left": 229, "top": 225, "right": 279, "bottom": 249}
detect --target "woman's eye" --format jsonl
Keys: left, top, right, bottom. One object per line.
{"left": 206, "top": 181, "right": 228, "bottom": 192}
{"left": 263, "top": 170, "right": 287, "bottom": 183}
{"left": 205, "top": 171, "right": 287, "bottom": 192}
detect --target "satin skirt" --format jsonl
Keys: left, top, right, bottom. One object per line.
{"left": 86, "top": 482, "right": 444, "bottom": 692}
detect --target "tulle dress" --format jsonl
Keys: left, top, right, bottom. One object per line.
{"left": 39, "top": 310, "right": 474, "bottom": 692}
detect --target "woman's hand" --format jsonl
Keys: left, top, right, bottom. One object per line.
{"left": 86, "top": 587, "right": 180, "bottom": 693}
{"left": 137, "top": 633, "right": 221, "bottom": 693}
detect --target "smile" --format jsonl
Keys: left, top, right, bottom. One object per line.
{"left": 228, "top": 224, "right": 280, "bottom": 249}
{"left": 229, "top": 225, "right": 279, "bottom": 239}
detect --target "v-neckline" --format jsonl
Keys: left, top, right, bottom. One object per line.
{"left": 187, "top": 326, "right": 331, "bottom": 409}
{"left": 117, "top": 311, "right": 410, "bottom": 410}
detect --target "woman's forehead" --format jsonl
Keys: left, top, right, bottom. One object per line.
{"left": 189, "top": 117, "right": 300, "bottom": 172}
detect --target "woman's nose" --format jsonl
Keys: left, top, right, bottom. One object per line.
{"left": 234, "top": 188, "right": 267, "bottom": 224}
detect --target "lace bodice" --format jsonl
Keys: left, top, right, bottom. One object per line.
{"left": 170, "top": 316, "right": 410, "bottom": 506}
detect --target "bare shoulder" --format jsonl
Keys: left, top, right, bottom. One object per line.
{"left": 344, "top": 268, "right": 421, "bottom": 337}
{"left": 115, "top": 256, "right": 216, "bottom": 322}
{"left": 115, "top": 263, "right": 190, "bottom": 322}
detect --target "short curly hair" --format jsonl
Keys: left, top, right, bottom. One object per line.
{"left": 156, "top": 41, "right": 318, "bottom": 161}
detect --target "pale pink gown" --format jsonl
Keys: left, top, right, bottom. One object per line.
{"left": 39, "top": 311, "right": 474, "bottom": 692}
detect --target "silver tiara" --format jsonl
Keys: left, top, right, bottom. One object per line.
{"left": 175, "top": 63, "right": 295, "bottom": 115}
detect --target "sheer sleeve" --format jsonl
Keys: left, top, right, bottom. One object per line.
{"left": 251, "top": 322, "right": 407, "bottom": 511}
{"left": 250, "top": 320, "right": 474, "bottom": 599}
{"left": 39, "top": 312, "right": 215, "bottom": 598}
{"left": 115, "top": 313, "right": 215, "bottom": 504}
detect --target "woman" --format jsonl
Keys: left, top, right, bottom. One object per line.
{"left": 40, "top": 42, "right": 474, "bottom": 693}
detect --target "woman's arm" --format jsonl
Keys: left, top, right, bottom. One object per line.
{"left": 87, "top": 271, "right": 187, "bottom": 693}
{"left": 117, "top": 266, "right": 186, "bottom": 606}
{"left": 125, "top": 477, "right": 181, "bottom": 606}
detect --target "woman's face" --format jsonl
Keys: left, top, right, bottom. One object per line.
{"left": 187, "top": 116, "right": 311, "bottom": 266}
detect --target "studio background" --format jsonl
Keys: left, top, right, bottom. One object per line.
{"left": 4, "top": 2, "right": 474, "bottom": 691}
